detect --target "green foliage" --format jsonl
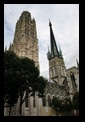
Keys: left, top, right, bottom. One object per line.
{"left": 4, "top": 51, "right": 47, "bottom": 111}
{"left": 4, "top": 51, "right": 20, "bottom": 106}
{"left": 35, "top": 76, "right": 47, "bottom": 97}
{"left": 17, "top": 57, "right": 39, "bottom": 93}
{"left": 52, "top": 97, "right": 62, "bottom": 109}
{"left": 72, "top": 92, "right": 79, "bottom": 110}
{"left": 52, "top": 96, "right": 72, "bottom": 116}
{"left": 52, "top": 94, "right": 79, "bottom": 116}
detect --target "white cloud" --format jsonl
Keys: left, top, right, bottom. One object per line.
{"left": 4, "top": 4, "right": 79, "bottom": 79}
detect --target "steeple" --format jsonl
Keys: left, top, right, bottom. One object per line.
{"left": 47, "top": 45, "right": 51, "bottom": 59}
{"left": 5, "top": 46, "right": 7, "bottom": 52}
{"left": 49, "top": 20, "right": 59, "bottom": 58}
{"left": 9, "top": 42, "right": 12, "bottom": 51}
{"left": 76, "top": 59, "right": 79, "bottom": 69}
{"left": 47, "top": 20, "right": 66, "bottom": 85}
{"left": 59, "top": 44, "right": 63, "bottom": 58}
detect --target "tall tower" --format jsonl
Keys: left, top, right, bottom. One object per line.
{"left": 10, "top": 11, "right": 39, "bottom": 68}
{"left": 47, "top": 21, "right": 67, "bottom": 85}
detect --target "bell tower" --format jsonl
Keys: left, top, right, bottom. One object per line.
{"left": 47, "top": 20, "right": 67, "bottom": 85}
{"left": 10, "top": 11, "right": 39, "bottom": 68}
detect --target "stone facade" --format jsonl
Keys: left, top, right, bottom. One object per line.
{"left": 49, "top": 56, "right": 67, "bottom": 85}
{"left": 10, "top": 11, "right": 39, "bottom": 68}
{"left": 47, "top": 20, "right": 79, "bottom": 102}
{"left": 66, "top": 66, "right": 79, "bottom": 100}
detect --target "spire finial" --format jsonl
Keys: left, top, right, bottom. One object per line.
{"left": 9, "top": 42, "right": 12, "bottom": 51}
{"left": 76, "top": 59, "right": 79, "bottom": 69}
{"left": 5, "top": 46, "right": 7, "bottom": 52}
{"left": 49, "top": 19, "right": 52, "bottom": 27}
{"left": 49, "top": 20, "right": 59, "bottom": 58}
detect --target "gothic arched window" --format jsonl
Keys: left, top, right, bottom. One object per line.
{"left": 42, "top": 97, "right": 46, "bottom": 107}
{"left": 48, "top": 95, "right": 51, "bottom": 107}
{"left": 25, "top": 99, "right": 28, "bottom": 107}
{"left": 50, "top": 69, "right": 52, "bottom": 78}
{"left": 55, "top": 67, "right": 57, "bottom": 76}
{"left": 70, "top": 72, "right": 76, "bottom": 89}
{"left": 52, "top": 68, "right": 53, "bottom": 77}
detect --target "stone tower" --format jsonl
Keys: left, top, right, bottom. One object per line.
{"left": 10, "top": 11, "right": 39, "bottom": 68}
{"left": 47, "top": 21, "right": 67, "bottom": 85}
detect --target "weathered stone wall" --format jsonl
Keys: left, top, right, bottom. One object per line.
{"left": 49, "top": 56, "right": 67, "bottom": 85}
{"left": 11, "top": 11, "right": 39, "bottom": 68}
{"left": 66, "top": 66, "right": 79, "bottom": 100}
{"left": 45, "top": 82, "right": 68, "bottom": 100}
{"left": 40, "top": 107, "right": 56, "bottom": 116}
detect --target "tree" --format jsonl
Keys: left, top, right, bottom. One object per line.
{"left": 33, "top": 76, "right": 47, "bottom": 97}
{"left": 4, "top": 51, "right": 47, "bottom": 116}
{"left": 52, "top": 97, "right": 62, "bottom": 115}
{"left": 61, "top": 98, "right": 72, "bottom": 116}
{"left": 18, "top": 58, "right": 47, "bottom": 115}
{"left": 4, "top": 51, "right": 20, "bottom": 115}
{"left": 72, "top": 92, "right": 79, "bottom": 110}
{"left": 52, "top": 96, "right": 72, "bottom": 116}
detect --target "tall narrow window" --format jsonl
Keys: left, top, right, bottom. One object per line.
{"left": 63, "top": 68, "right": 65, "bottom": 76}
{"left": 70, "top": 72, "right": 76, "bottom": 89}
{"left": 61, "top": 67, "right": 64, "bottom": 76}
{"left": 42, "top": 97, "right": 46, "bottom": 107}
{"left": 50, "top": 69, "right": 52, "bottom": 78}
{"left": 25, "top": 99, "right": 28, "bottom": 107}
{"left": 61, "top": 67, "right": 63, "bottom": 75}
{"left": 55, "top": 67, "right": 57, "bottom": 76}
{"left": 48, "top": 95, "right": 51, "bottom": 107}
{"left": 52, "top": 68, "right": 54, "bottom": 77}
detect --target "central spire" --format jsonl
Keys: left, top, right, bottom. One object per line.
{"left": 49, "top": 20, "right": 59, "bottom": 57}
{"left": 47, "top": 20, "right": 63, "bottom": 60}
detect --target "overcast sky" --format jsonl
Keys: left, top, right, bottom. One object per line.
{"left": 4, "top": 4, "right": 79, "bottom": 79}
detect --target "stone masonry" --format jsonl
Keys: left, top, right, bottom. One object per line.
{"left": 10, "top": 11, "right": 39, "bottom": 68}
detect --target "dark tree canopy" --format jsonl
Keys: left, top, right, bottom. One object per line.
{"left": 72, "top": 92, "right": 79, "bottom": 110}
{"left": 4, "top": 51, "right": 47, "bottom": 111}
{"left": 4, "top": 51, "right": 20, "bottom": 106}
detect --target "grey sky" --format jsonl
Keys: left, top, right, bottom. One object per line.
{"left": 4, "top": 4, "right": 79, "bottom": 79}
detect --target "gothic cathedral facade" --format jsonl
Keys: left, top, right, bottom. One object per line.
{"left": 4, "top": 11, "right": 79, "bottom": 116}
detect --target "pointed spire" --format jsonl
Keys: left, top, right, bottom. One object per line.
{"left": 49, "top": 19, "right": 52, "bottom": 27}
{"left": 49, "top": 20, "right": 59, "bottom": 58}
{"left": 9, "top": 42, "right": 12, "bottom": 51}
{"left": 47, "top": 45, "right": 50, "bottom": 54}
{"left": 76, "top": 59, "right": 79, "bottom": 69}
{"left": 59, "top": 44, "right": 63, "bottom": 58}
{"left": 48, "top": 45, "right": 50, "bottom": 52}
{"left": 5, "top": 46, "right": 7, "bottom": 52}
{"left": 32, "top": 17, "right": 35, "bottom": 22}
{"left": 47, "top": 44, "right": 52, "bottom": 60}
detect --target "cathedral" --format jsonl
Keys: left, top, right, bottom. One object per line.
{"left": 4, "top": 11, "right": 79, "bottom": 116}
